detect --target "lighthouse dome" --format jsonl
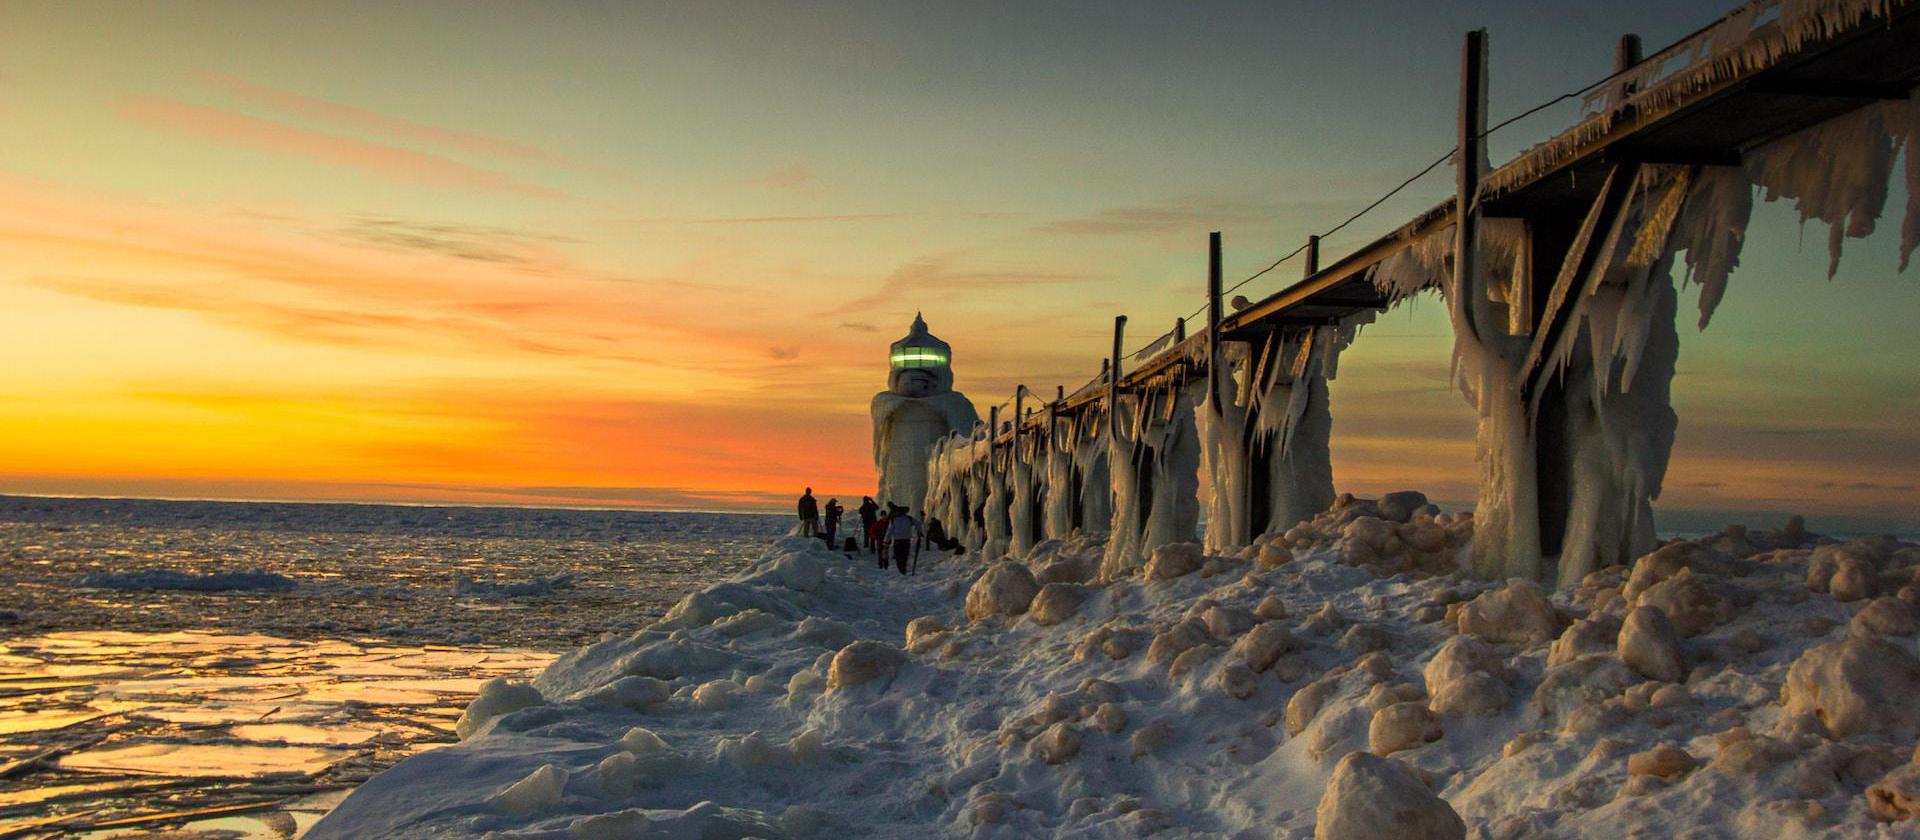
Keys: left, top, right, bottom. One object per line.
{"left": 886, "top": 313, "right": 955, "bottom": 397}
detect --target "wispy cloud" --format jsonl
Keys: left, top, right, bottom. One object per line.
{"left": 335, "top": 216, "right": 579, "bottom": 268}
{"left": 1033, "top": 195, "right": 1342, "bottom": 237}
{"left": 846, "top": 254, "right": 1091, "bottom": 309}
{"left": 113, "top": 96, "right": 565, "bottom": 198}
{"left": 193, "top": 69, "right": 568, "bottom": 166}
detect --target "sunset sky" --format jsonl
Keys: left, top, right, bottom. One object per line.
{"left": 2, "top": 1, "right": 1916, "bottom": 533}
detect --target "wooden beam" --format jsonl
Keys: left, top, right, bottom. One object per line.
{"left": 1748, "top": 78, "right": 1913, "bottom": 100}
{"left": 1207, "top": 231, "right": 1223, "bottom": 412}
{"left": 1518, "top": 163, "right": 1639, "bottom": 401}
{"left": 1605, "top": 145, "right": 1742, "bottom": 167}
{"left": 1456, "top": 29, "right": 1488, "bottom": 342}
{"left": 1108, "top": 316, "right": 1126, "bottom": 445}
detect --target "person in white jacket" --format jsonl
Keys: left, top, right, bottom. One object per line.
{"left": 883, "top": 505, "right": 922, "bottom": 576}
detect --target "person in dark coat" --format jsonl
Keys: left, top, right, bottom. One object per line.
{"left": 822, "top": 498, "right": 843, "bottom": 546}
{"left": 857, "top": 497, "right": 880, "bottom": 549}
{"left": 797, "top": 488, "right": 819, "bottom": 537}
{"left": 923, "top": 515, "right": 962, "bottom": 554}
{"left": 870, "top": 508, "right": 891, "bottom": 569}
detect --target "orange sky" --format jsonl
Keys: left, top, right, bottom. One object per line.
{"left": 1, "top": 2, "right": 1916, "bottom": 533}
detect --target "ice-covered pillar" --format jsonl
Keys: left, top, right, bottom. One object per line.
{"left": 1255, "top": 329, "right": 1340, "bottom": 535}
{"left": 1445, "top": 29, "right": 1546, "bottom": 582}
{"left": 1142, "top": 384, "right": 1202, "bottom": 555}
{"left": 962, "top": 457, "right": 988, "bottom": 552}
{"left": 1200, "top": 232, "right": 1253, "bottom": 554}
{"left": 1042, "top": 396, "right": 1077, "bottom": 539}
{"left": 1009, "top": 388, "right": 1040, "bottom": 558}
{"left": 1074, "top": 419, "right": 1111, "bottom": 532}
{"left": 1101, "top": 394, "right": 1149, "bottom": 578}
{"left": 872, "top": 314, "right": 979, "bottom": 516}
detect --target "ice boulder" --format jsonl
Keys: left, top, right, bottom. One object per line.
{"left": 1028, "top": 583, "right": 1088, "bottom": 626}
{"left": 1028, "top": 722, "right": 1082, "bottom": 764}
{"left": 965, "top": 562, "right": 1039, "bottom": 621}
{"left": 1369, "top": 702, "right": 1441, "bottom": 756}
{"left": 1548, "top": 613, "right": 1621, "bottom": 668}
{"left": 456, "top": 678, "right": 543, "bottom": 740}
{"left": 490, "top": 764, "right": 567, "bottom": 814}
{"left": 1457, "top": 580, "right": 1558, "bottom": 645}
{"left": 768, "top": 552, "right": 824, "bottom": 592}
{"left": 1852, "top": 597, "right": 1920, "bottom": 637}
{"left": 1203, "top": 605, "right": 1257, "bottom": 639}
{"left": 1627, "top": 743, "right": 1698, "bottom": 779}
{"left": 1868, "top": 764, "right": 1920, "bottom": 822}
{"left": 589, "top": 676, "right": 671, "bottom": 710}
{"left": 1146, "top": 620, "right": 1212, "bottom": 666}
{"left": 1034, "top": 553, "right": 1097, "bottom": 585}
{"left": 826, "top": 640, "right": 907, "bottom": 690}
{"left": 1632, "top": 568, "right": 1733, "bottom": 636}
{"left": 1782, "top": 637, "right": 1920, "bottom": 739}
{"left": 1233, "top": 621, "right": 1298, "bottom": 673}
{"left": 619, "top": 727, "right": 671, "bottom": 755}
{"left": 1313, "top": 752, "right": 1465, "bottom": 840}
{"left": 790, "top": 616, "right": 856, "bottom": 649}
{"left": 1143, "top": 543, "right": 1204, "bottom": 580}
{"left": 1618, "top": 606, "right": 1685, "bottom": 682}
{"left": 620, "top": 639, "right": 730, "bottom": 680}
{"left": 1423, "top": 635, "right": 1509, "bottom": 716}
{"left": 1377, "top": 491, "right": 1429, "bottom": 523}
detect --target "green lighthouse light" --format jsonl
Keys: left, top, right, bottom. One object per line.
{"left": 890, "top": 347, "right": 949, "bottom": 368}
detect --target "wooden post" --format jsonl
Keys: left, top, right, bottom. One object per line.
{"left": 1304, "top": 234, "right": 1320, "bottom": 278}
{"left": 1207, "top": 231, "right": 1224, "bottom": 411}
{"left": 1616, "top": 34, "right": 1643, "bottom": 101}
{"left": 1174, "top": 317, "right": 1186, "bottom": 343}
{"left": 1455, "top": 30, "right": 1487, "bottom": 341}
{"left": 1108, "top": 316, "right": 1126, "bottom": 444}
{"left": 1014, "top": 385, "right": 1025, "bottom": 460}
{"left": 988, "top": 404, "right": 1000, "bottom": 471}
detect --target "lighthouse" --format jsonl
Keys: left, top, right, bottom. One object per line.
{"left": 870, "top": 314, "right": 979, "bottom": 514}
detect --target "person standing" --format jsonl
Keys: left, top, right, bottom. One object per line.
{"left": 857, "top": 497, "right": 880, "bottom": 550}
{"left": 870, "top": 508, "right": 891, "bottom": 569}
{"left": 823, "top": 498, "right": 843, "bottom": 547}
{"left": 885, "top": 505, "right": 922, "bottom": 576}
{"left": 797, "top": 488, "right": 819, "bottom": 538}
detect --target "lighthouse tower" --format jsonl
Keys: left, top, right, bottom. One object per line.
{"left": 870, "top": 314, "right": 979, "bottom": 514}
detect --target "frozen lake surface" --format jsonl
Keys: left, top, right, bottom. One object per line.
{"left": 0, "top": 496, "right": 784, "bottom": 837}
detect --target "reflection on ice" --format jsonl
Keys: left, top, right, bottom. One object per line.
{"left": 58, "top": 742, "right": 352, "bottom": 777}
{"left": 0, "top": 630, "right": 551, "bottom": 838}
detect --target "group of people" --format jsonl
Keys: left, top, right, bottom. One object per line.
{"left": 796, "top": 488, "right": 962, "bottom": 576}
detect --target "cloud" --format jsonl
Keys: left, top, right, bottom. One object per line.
{"left": 335, "top": 216, "right": 580, "bottom": 267}
{"left": 193, "top": 69, "right": 568, "bottom": 165}
{"left": 839, "top": 322, "right": 877, "bottom": 332}
{"left": 846, "top": 254, "right": 1091, "bottom": 309}
{"left": 752, "top": 163, "right": 817, "bottom": 193}
{"left": 112, "top": 96, "right": 565, "bottom": 198}
{"left": 1033, "top": 195, "right": 1337, "bottom": 237}
{"left": 686, "top": 213, "right": 906, "bottom": 224}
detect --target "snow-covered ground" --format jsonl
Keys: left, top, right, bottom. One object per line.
{"left": 311, "top": 497, "right": 1920, "bottom": 838}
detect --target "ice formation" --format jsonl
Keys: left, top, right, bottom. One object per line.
{"left": 908, "top": 3, "right": 1919, "bottom": 592}
{"left": 870, "top": 314, "right": 979, "bottom": 515}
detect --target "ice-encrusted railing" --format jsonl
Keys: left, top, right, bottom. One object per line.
{"left": 1484, "top": 0, "right": 1913, "bottom": 198}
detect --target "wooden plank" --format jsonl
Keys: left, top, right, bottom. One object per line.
{"left": 1518, "top": 163, "right": 1639, "bottom": 400}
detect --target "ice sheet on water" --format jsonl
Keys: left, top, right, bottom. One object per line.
{"left": 75, "top": 569, "right": 296, "bottom": 592}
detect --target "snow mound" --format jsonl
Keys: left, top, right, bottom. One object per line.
{"left": 310, "top": 505, "right": 1920, "bottom": 838}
